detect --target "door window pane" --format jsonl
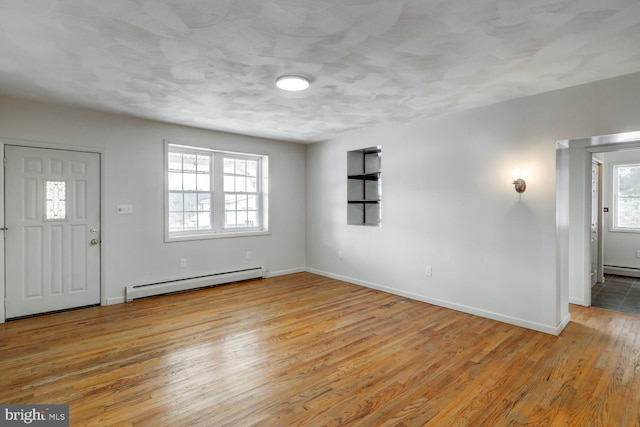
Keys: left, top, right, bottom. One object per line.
{"left": 45, "top": 180, "right": 66, "bottom": 220}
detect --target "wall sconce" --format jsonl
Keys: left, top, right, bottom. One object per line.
{"left": 512, "top": 167, "right": 526, "bottom": 193}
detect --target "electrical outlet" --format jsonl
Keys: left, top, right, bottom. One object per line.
{"left": 246, "top": 251, "right": 252, "bottom": 260}
{"left": 179, "top": 258, "right": 187, "bottom": 268}
{"left": 425, "top": 266, "right": 432, "bottom": 277}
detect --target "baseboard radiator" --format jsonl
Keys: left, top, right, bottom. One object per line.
{"left": 125, "top": 267, "right": 265, "bottom": 302}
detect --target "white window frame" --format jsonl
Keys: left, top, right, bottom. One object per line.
{"left": 611, "top": 162, "right": 640, "bottom": 233}
{"left": 165, "top": 142, "right": 269, "bottom": 242}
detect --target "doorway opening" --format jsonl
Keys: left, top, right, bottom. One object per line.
{"left": 557, "top": 132, "right": 640, "bottom": 311}
{"left": 589, "top": 148, "right": 640, "bottom": 314}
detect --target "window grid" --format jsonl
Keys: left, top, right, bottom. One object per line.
{"left": 166, "top": 143, "right": 268, "bottom": 241}
{"left": 167, "top": 151, "right": 213, "bottom": 233}
{"left": 614, "top": 163, "right": 640, "bottom": 230}
{"left": 223, "top": 157, "right": 260, "bottom": 230}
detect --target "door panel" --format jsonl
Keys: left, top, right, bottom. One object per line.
{"left": 5, "top": 146, "right": 100, "bottom": 318}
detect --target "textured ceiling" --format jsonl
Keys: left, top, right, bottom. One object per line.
{"left": 1, "top": 1, "right": 640, "bottom": 143}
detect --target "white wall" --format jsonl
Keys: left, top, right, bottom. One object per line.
{"left": 0, "top": 96, "right": 307, "bottom": 305}
{"left": 307, "top": 72, "right": 640, "bottom": 335}
{"left": 602, "top": 149, "right": 640, "bottom": 271}
{"left": 0, "top": 143, "right": 4, "bottom": 321}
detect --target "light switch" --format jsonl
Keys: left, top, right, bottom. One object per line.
{"left": 117, "top": 204, "right": 133, "bottom": 215}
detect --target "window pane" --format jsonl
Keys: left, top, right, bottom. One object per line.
{"left": 168, "top": 152, "right": 182, "bottom": 171}
{"left": 617, "top": 198, "right": 640, "bottom": 228}
{"left": 247, "top": 177, "right": 257, "bottom": 192}
{"left": 183, "top": 154, "right": 197, "bottom": 172}
{"left": 237, "top": 194, "right": 247, "bottom": 210}
{"left": 224, "top": 158, "right": 235, "bottom": 174}
{"left": 235, "top": 176, "right": 246, "bottom": 192}
{"left": 45, "top": 180, "right": 66, "bottom": 220}
{"left": 168, "top": 192, "right": 183, "bottom": 212}
{"left": 237, "top": 211, "right": 248, "bottom": 226}
{"left": 197, "top": 173, "right": 210, "bottom": 191}
{"left": 169, "top": 212, "right": 184, "bottom": 231}
{"left": 226, "top": 211, "right": 236, "bottom": 227}
{"left": 198, "top": 193, "right": 211, "bottom": 212}
{"left": 168, "top": 172, "right": 182, "bottom": 191}
{"left": 183, "top": 173, "right": 197, "bottom": 191}
{"left": 247, "top": 195, "right": 257, "bottom": 210}
{"left": 247, "top": 211, "right": 257, "bottom": 226}
{"left": 225, "top": 194, "right": 236, "bottom": 210}
{"left": 224, "top": 175, "right": 235, "bottom": 192}
{"left": 184, "top": 213, "right": 198, "bottom": 230}
{"left": 184, "top": 193, "right": 198, "bottom": 212}
{"left": 247, "top": 160, "right": 257, "bottom": 177}
{"left": 197, "top": 155, "right": 210, "bottom": 173}
{"left": 197, "top": 212, "right": 211, "bottom": 229}
{"left": 236, "top": 159, "right": 247, "bottom": 175}
{"left": 618, "top": 165, "right": 640, "bottom": 197}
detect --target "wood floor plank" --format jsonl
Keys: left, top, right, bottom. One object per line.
{"left": 2, "top": 272, "right": 640, "bottom": 426}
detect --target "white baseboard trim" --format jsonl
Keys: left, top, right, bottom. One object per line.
{"left": 306, "top": 267, "right": 567, "bottom": 336}
{"left": 558, "top": 312, "right": 571, "bottom": 332}
{"left": 105, "top": 297, "right": 125, "bottom": 305}
{"left": 604, "top": 266, "right": 640, "bottom": 278}
{"left": 569, "top": 297, "right": 587, "bottom": 306}
{"left": 266, "top": 267, "right": 306, "bottom": 277}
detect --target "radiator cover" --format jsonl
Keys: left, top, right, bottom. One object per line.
{"left": 125, "top": 267, "right": 265, "bottom": 302}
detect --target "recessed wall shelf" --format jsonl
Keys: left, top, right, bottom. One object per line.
{"left": 347, "top": 146, "right": 381, "bottom": 226}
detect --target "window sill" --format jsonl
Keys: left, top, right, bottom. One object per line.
{"left": 166, "top": 230, "right": 270, "bottom": 243}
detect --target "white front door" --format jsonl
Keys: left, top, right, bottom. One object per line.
{"left": 5, "top": 146, "right": 100, "bottom": 319}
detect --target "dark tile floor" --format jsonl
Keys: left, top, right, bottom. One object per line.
{"left": 591, "top": 274, "right": 640, "bottom": 315}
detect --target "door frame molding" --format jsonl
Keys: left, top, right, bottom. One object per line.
{"left": 0, "top": 137, "right": 106, "bottom": 323}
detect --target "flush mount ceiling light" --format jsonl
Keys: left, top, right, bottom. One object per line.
{"left": 275, "top": 75, "right": 310, "bottom": 91}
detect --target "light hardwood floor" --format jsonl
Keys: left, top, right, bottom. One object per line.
{"left": 1, "top": 272, "right": 639, "bottom": 426}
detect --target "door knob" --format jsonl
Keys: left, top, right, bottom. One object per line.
{"left": 90, "top": 239, "right": 100, "bottom": 246}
